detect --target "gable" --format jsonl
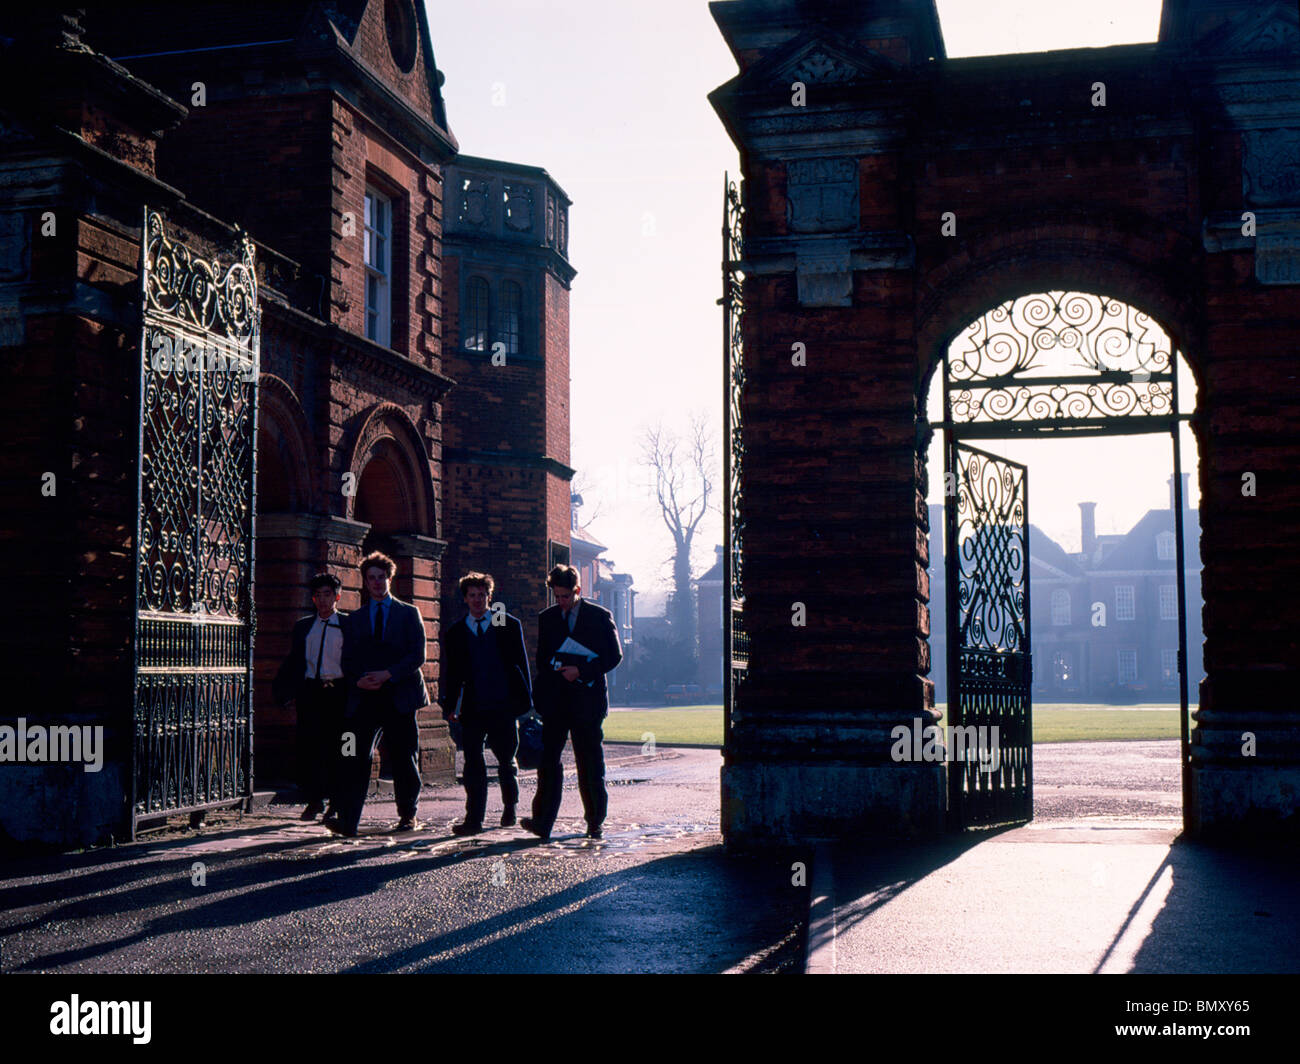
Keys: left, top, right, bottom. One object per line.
{"left": 328, "top": 0, "right": 451, "bottom": 134}
{"left": 733, "top": 30, "right": 903, "bottom": 96}
{"left": 1200, "top": 1, "right": 1300, "bottom": 56}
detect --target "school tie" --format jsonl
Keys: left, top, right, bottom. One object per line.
{"left": 476, "top": 618, "right": 485, "bottom": 637}
{"left": 313, "top": 619, "right": 328, "bottom": 678}
{"left": 373, "top": 602, "right": 384, "bottom": 641}
{"left": 566, "top": 609, "right": 575, "bottom": 633}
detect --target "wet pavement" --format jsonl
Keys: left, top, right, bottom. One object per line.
{"left": 0, "top": 745, "right": 806, "bottom": 974}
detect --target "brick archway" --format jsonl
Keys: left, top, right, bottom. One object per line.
{"left": 914, "top": 222, "right": 1204, "bottom": 393}
{"left": 257, "top": 374, "right": 320, "bottom": 515}
{"left": 712, "top": 0, "right": 1300, "bottom": 845}
{"left": 345, "top": 402, "right": 436, "bottom": 538}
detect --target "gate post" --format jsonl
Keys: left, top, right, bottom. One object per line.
{"left": 712, "top": 1, "right": 947, "bottom": 845}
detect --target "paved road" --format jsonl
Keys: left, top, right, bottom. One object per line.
{"left": 1033, "top": 739, "right": 1181, "bottom": 820}
{"left": 815, "top": 741, "right": 1299, "bottom": 974}
{"left": 7, "top": 738, "right": 1283, "bottom": 976}
{"left": 0, "top": 746, "right": 805, "bottom": 974}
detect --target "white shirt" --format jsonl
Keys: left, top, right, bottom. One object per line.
{"left": 305, "top": 614, "right": 344, "bottom": 680}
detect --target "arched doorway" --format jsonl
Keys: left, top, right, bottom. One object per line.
{"left": 354, "top": 442, "right": 415, "bottom": 560}
{"left": 923, "top": 290, "right": 1202, "bottom": 830}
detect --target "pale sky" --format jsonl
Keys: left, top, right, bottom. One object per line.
{"left": 429, "top": 0, "right": 1175, "bottom": 610}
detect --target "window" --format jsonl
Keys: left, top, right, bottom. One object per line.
{"left": 1118, "top": 649, "right": 1138, "bottom": 685}
{"left": 1161, "top": 649, "right": 1178, "bottom": 685}
{"left": 1052, "top": 650, "right": 1073, "bottom": 686}
{"left": 1115, "top": 584, "right": 1135, "bottom": 621}
{"left": 364, "top": 189, "right": 391, "bottom": 346}
{"left": 1051, "top": 589, "right": 1071, "bottom": 626}
{"left": 1156, "top": 531, "right": 1176, "bottom": 561}
{"left": 1159, "top": 584, "right": 1178, "bottom": 621}
{"left": 465, "top": 276, "right": 489, "bottom": 351}
{"left": 499, "top": 280, "right": 522, "bottom": 354}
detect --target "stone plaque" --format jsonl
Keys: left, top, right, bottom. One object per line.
{"left": 1256, "top": 229, "right": 1300, "bottom": 285}
{"left": 503, "top": 182, "right": 533, "bottom": 233}
{"left": 796, "top": 240, "right": 852, "bottom": 307}
{"left": 786, "top": 157, "right": 858, "bottom": 233}
{"left": 1243, "top": 129, "right": 1300, "bottom": 208}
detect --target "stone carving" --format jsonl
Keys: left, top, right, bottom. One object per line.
{"left": 786, "top": 157, "right": 858, "bottom": 233}
{"left": 1219, "top": 4, "right": 1300, "bottom": 55}
{"left": 458, "top": 179, "right": 491, "bottom": 228}
{"left": 796, "top": 240, "right": 852, "bottom": 307}
{"left": 503, "top": 183, "right": 534, "bottom": 233}
{"left": 1243, "top": 129, "right": 1300, "bottom": 207}
{"left": 1240, "top": 20, "right": 1299, "bottom": 53}
{"left": 789, "top": 49, "right": 857, "bottom": 84}
{"left": 1257, "top": 229, "right": 1300, "bottom": 285}
{"left": 546, "top": 195, "right": 555, "bottom": 243}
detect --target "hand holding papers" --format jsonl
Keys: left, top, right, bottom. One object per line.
{"left": 551, "top": 635, "right": 598, "bottom": 688}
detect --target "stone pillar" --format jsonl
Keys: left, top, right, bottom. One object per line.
{"left": 1188, "top": 30, "right": 1300, "bottom": 839}
{"left": 710, "top": 1, "right": 947, "bottom": 845}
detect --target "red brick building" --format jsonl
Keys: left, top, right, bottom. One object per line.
{"left": 0, "top": 3, "right": 572, "bottom": 847}
{"left": 440, "top": 156, "right": 576, "bottom": 651}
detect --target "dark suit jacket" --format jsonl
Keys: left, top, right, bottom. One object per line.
{"left": 440, "top": 612, "right": 533, "bottom": 720}
{"left": 534, "top": 598, "right": 622, "bottom": 722}
{"left": 341, "top": 596, "right": 429, "bottom": 714}
{"left": 272, "top": 611, "right": 348, "bottom": 706}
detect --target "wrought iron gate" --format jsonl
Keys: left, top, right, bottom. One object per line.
{"left": 722, "top": 174, "right": 746, "bottom": 748}
{"left": 132, "top": 208, "right": 259, "bottom": 836}
{"left": 945, "top": 443, "right": 1032, "bottom": 826}
{"left": 937, "top": 290, "right": 1193, "bottom": 830}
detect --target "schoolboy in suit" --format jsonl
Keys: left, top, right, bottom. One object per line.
{"left": 521, "top": 564, "right": 622, "bottom": 840}
{"left": 440, "top": 572, "right": 533, "bottom": 835}
{"left": 330, "top": 551, "right": 428, "bottom": 837}
{"left": 272, "top": 573, "right": 347, "bottom": 821}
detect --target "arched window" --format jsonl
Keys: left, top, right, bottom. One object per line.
{"left": 499, "top": 280, "right": 522, "bottom": 354}
{"left": 1051, "top": 588, "right": 1071, "bottom": 626}
{"left": 465, "top": 276, "right": 489, "bottom": 351}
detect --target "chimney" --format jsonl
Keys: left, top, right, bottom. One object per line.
{"left": 1079, "top": 502, "right": 1097, "bottom": 556}
{"left": 1168, "top": 474, "right": 1190, "bottom": 512}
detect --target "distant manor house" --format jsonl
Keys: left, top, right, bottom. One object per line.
{"left": 929, "top": 475, "right": 1204, "bottom": 705}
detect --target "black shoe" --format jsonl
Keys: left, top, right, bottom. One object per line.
{"left": 395, "top": 816, "right": 422, "bottom": 832}
{"left": 326, "top": 819, "right": 357, "bottom": 838}
{"left": 301, "top": 801, "right": 325, "bottom": 820}
{"left": 519, "top": 816, "right": 550, "bottom": 840}
{"left": 585, "top": 825, "right": 603, "bottom": 839}
{"left": 500, "top": 805, "right": 517, "bottom": 827}
{"left": 451, "top": 820, "right": 482, "bottom": 836}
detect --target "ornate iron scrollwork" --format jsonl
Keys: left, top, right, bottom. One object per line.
{"left": 134, "top": 208, "right": 258, "bottom": 830}
{"left": 723, "top": 177, "right": 746, "bottom": 702}
{"left": 955, "top": 449, "right": 1027, "bottom": 653}
{"left": 947, "top": 291, "right": 1175, "bottom": 429}
{"left": 949, "top": 443, "right": 1032, "bottom": 826}
{"left": 144, "top": 209, "right": 257, "bottom": 343}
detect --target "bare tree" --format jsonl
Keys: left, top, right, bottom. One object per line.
{"left": 568, "top": 469, "right": 605, "bottom": 528}
{"left": 640, "top": 413, "right": 717, "bottom": 653}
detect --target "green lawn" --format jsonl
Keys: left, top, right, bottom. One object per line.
{"left": 604, "top": 705, "right": 1186, "bottom": 748}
